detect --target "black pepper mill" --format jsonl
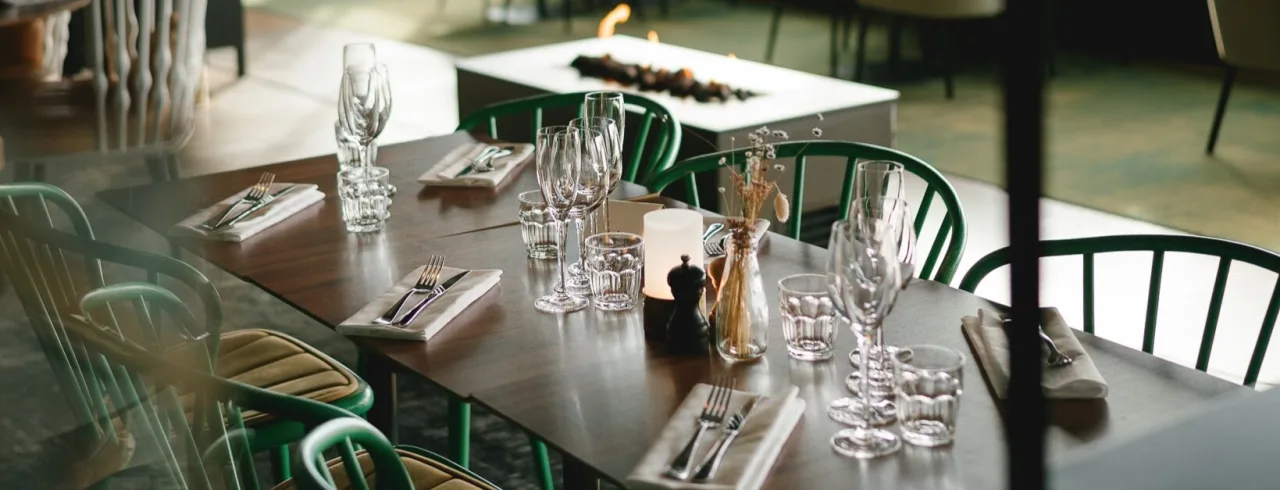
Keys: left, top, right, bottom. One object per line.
{"left": 666, "top": 255, "right": 711, "bottom": 354}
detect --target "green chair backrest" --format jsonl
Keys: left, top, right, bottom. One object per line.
{"left": 456, "top": 91, "right": 683, "bottom": 184}
{"left": 35, "top": 279, "right": 356, "bottom": 490}
{"left": 957, "top": 234, "right": 1280, "bottom": 387}
{"left": 646, "top": 140, "right": 968, "bottom": 284}
{"left": 293, "top": 418, "right": 412, "bottom": 490}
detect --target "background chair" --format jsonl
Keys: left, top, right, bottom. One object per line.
{"left": 761, "top": 0, "right": 858, "bottom": 77}
{"left": 855, "top": 0, "right": 1005, "bottom": 98}
{"left": 1, "top": 0, "right": 208, "bottom": 182}
{"left": 646, "top": 140, "right": 968, "bottom": 284}
{"left": 1203, "top": 0, "right": 1280, "bottom": 154}
{"left": 457, "top": 91, "right": 683, "bottom": 185}
{"left": 958, "top": 234, "right": 1280, "bottom": 387}
{"left": 0, "top": 183, "right": 373, "bottom": 484}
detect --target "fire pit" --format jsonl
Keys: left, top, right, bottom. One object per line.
{"left": 570, "top": 54, "right": 756, "bottom": 103}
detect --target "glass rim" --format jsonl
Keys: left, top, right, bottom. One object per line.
{"left": 338, "top": 166, "right": 389, "bottom": 179}
{"left": 343, "top": 63, "right": 387, "bottom": 76}
{"left": 585, "top": 232, "right": 643, "bottom": 249}
{"left": 778, "top": 273, "right": 829, "bottom": 294}
{"left": 585, "top": 91, "right": 625, "bottom": 100}
{"left": 856, "top": 159, "right": 905, "bottom": 170}
{"left": 517, "top": 190, "right": 545, "bottom": 203}
{"left": 894, "top": 345, "right": 965, "bottom": 372}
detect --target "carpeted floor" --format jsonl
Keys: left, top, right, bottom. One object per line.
{"left": 246, "top": 0, "right": 1280, "bottom": 252}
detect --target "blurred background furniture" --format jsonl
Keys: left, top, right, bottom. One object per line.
{"left": 856, "top": 0, "right": 1005, "bottom": 98}
{"left": 762, "top": 0, "right": 856, "bottom": 77}
{"left": 1203, "top": 0, "right": 1280, "bottom": 154}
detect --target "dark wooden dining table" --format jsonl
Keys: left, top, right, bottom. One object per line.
{"left": 98, "top": 133, "right": 1249, "bottom": 489}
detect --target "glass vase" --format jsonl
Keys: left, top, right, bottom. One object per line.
{"left": 714, "top": 230, "right": 768, "bottom": 362}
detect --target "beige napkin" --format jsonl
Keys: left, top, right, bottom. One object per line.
{"left": 589, "top": 200, "right": 665, "bottom": 235}
{"left": 417, "top": 142, "right": 534, "bottom": 188}
{"left": 169, "top": 183, "right": 324, "bottom": 242}
{"left": 626, "top": 385, "right": 806, "bottom": 490}
{"left": 962, "top": 307, "right": 1109, "bottom": 399}
{"left": 337, "top": 266, "right": 502, "bottom": 341}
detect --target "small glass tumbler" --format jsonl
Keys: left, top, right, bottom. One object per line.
{"left": 519, "top": 191, "right": 558, "bottom": 260}
{"left": 894, "top": 345, "right": 965, "bottom": 447}
{"left": 777, "top": 274, "right": 840, "bottom": 361}
{"left": 338, "top": 166, "right": 392, "bottom": 233}
{"left": 584, "top": 232, "right": 644, "bottom": 311}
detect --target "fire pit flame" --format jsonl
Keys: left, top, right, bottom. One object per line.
{"left": 597, "top": 4, "right": 631, "bottom": 39}
{"left": 647, "top": 30, "right": 659, "bottom": 43}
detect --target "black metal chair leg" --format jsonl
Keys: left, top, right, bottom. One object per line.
{"left": 764, "top": 5, "right": 783, "bottom": 64}
{"left": 853, "top": 10, "right": 870, "bottom": 82}
{"left": 829, "top": 14, "right": 840, "bottom": 77}
{"left": 888, "top": 14, "right": 903, "bottom": 73}
{"left": 1206, "top": 67, "right": 1237, "bottom": 154}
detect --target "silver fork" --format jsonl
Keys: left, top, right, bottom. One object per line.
{"left": 204, "top": 172, "right": 274, "bottom": 229}
{"left": 704, "top": 234, "right": 729, "bottom": 257}
{"left": 373, "top": 256, "right": 444, "bottom": 325}
{"left": 665, "top": 376, "right": 734, "bottom": 480}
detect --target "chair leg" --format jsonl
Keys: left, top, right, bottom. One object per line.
{"left": 764, "top": 5, "right": 782, "bottom": 64}
{"left": 448, "top": 397, "right": 471, "bottom": 468}
{"left": 888, "top": 14, "right": 903, "bottom": 73}
{"left": 828, "top": 14, "right": 840, "bottom": 77}
{"left": 1206, "top": 67, "right": 1237, "bottom": 154}
{"left": 530, "top": 436, "right": 555, "bottom": 490}
{"left": 853, "top": 10, "right": 870, "bottom": 82}
{"left": 562, "top": 0, "right": 571, "bottom": 34}
{"left": 165, "top": 154, "right": 181, "bottom": 180}
{"left": 270, "top": 445, "right": 291, "bottom": 482}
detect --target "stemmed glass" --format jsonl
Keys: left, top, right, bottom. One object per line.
{"left": 848, "top": 162, "right": 908, "bottom": 373}
{"left": 565, "top": 116, "right": 621, "bottom": 296}
{"left": 826, "top": 219, "right": 904, "bottom": 458}
{"left": 844, "top": 197, "right": 916, "bottom": 419}
{"left": 535, "top": 126, "right": 591, "bottom": 313}
{"left": 584, "top": 92, "right": 625, "bottom": 230}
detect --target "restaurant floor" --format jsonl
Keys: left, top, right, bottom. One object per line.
{"left": 1, "top": 5, "right": 1277, "bottom": 490}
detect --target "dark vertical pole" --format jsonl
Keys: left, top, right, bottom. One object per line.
{"left": 1001, "top": 0, "right": 1047, "bottom": 489}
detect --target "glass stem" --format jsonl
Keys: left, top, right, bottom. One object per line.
{"left": 860, "top": 326, "right": 874, "bottom": 424}
{"left": 554, "top": 218, "right": 568, "bottom": 296}
{"left": 574, "top": 213, "right": 587, "bottom": 272}
{"left": 872, "top": 328, "right": 884, "bottom": 364}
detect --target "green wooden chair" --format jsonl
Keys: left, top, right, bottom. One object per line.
{"left": 457, "top": 91, "right": 683, "bottom": 184}
{"left": 291, "top": 417, "right": 501, "bottom": 490}
{"left": 646, "top": 140, "right": 969, "bottom": 284}
{"left": 957, "top": 234, "right": 1280, "bottom": 387}
{"left": 0, "top": 184, "right": 374, "bottom": 483}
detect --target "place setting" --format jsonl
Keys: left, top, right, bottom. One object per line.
{"left": 169, "top": 171, "right": 326, "bottom": 242}
{"left": 337, "top": 254, "right": 503, "bottom": 341}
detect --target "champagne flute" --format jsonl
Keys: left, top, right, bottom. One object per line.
{"left": 584, "top": 92, "right": 625, "bottom": 231}
{"left": 826, "top": 219, "right": 904, "bottom": 458}
{"left": 534, "top": 126, "right": 589, "bottom": 313}
{"left": 565, "top": 117, "right": 621, "bottom": 294}
{"left": 848, "top": 161, "right": 908, "bottom": 370}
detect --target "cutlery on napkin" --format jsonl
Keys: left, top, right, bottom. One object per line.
{"left": 169, "top": 183, "right": 324, "bottom": 242}
{"left": 962, "top": 307, "right": 1109, "bottom": 399}
{"left": 626, "top": 385, "right": 805, "bottom": 490}
{"left": 418, "top": 141, "right": 534, "bottom": 188}
{"left": 337, "top": 265, "right": 502, "bottom": 341}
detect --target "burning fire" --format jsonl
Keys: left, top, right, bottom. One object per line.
{"left": 647, "top": 30, "right": 659, "bottom": 43}
{"left": 597, "top": 4, "right": 631, "bottom": 38}
{"left": 727, "top": 53, "right": 737, "bottom": 59}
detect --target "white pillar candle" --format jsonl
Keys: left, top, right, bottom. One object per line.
{"left": 643, "top": 209, "right": 704, "bottom": 300}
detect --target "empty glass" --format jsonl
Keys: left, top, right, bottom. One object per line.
{"left": 519, "top": 191, "right": 558, "bottom": 260}
{"left": 894, "top": 345, "right": 965, "bottom": 447}
{"left": 563, "top": 125, "right": 609, "bottom": 297}
{"left": 534, "top": 126, "right": 589, "bottom": 313}
{"left": 335, "top": 121, "right": 377, "bottom": 171}
{"left": 778, "top": 274, "right": 840, "bottom": 361}
{"left": 338, "top": 64, "right": 392, "bottom": 170}
{"left": 847, "top": 161, "right": 910, "bottom": 391}
{"left": 338, "top": 166, "right": 392, "bottom": 233}
{"left": 584, "top": 92, "right": 625, "bottom": 229}
{"left": 584, "top": 232, "right": 644, "bottom": 311}
{"left": 847, "top": 197, "right": 917, "bottom": 411}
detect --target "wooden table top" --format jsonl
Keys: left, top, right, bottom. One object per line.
{"left": 97, "top": 133, "right": 1247, "bottom": 489}
{"left": 0, "top": 0, "right": 88, "bottom": 26}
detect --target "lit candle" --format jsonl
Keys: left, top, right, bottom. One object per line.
{"left": 643, "top": 209, "right": 704, "bottom": 300}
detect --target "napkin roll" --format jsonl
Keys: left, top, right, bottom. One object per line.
{"left": 626, "top": 386, "right": 806, "bottom": 490}
{"left": 962, "top": 307, "right": 1109, "bottom": 399}
{"left": 169, "top": 183, "right": 324, "bottom": 242}
{"left": 418, "top": 142, "right": 534, "bottom": 188}
{"left": 337, "top": 265, "right": 502, "bottom": 341}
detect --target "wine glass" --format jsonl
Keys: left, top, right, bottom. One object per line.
{"left": 338, "top": 63, "right": 394, "bottom": 194}
{"left": 584, "top": 92, "right": 625, "bottom": 230}
{"left": 826, "top": 219, "right": 904, "bottom": 458}
{"left": 848, "top": 161, "right": 908, "bottom": 369}
{"left": 844, "top": 197, "right": 917, "bottom": 420}
{"left": 534, "top": 126, "right": 590, "bottom": 313}
{"left": 565, "top": 117, "right": 620, "bottom": 295}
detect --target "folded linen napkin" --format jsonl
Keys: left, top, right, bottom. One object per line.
{"left": 417, "top": 142, "right": 534, "bottom": 188}
{"left": 962, "top": 307, "right": 1109, "bottom": 399}
{"left": 626, "top": 385, "right": 805, "bottom": 490}
{"left": 169, "top": 183, "right": 324, "bottom": 242}
{"left": 337, "top": 265, "right": 502, "bottom": 341}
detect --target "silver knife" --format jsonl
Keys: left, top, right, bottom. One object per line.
{"left": 394, "top": 270, "right": 470, "bottom": 327}
{"left": 208, "top": 184, "right": 300, "bottom": 231}
{"left": 691, "top": 396, "right": 759, "bottom": 482}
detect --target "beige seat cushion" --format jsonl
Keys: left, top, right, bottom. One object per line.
{"left": 272, "top": 448, "right": 497, "bottom": 490}
{"left": 180, "top": 329, "right": 362, "bottom": 425}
